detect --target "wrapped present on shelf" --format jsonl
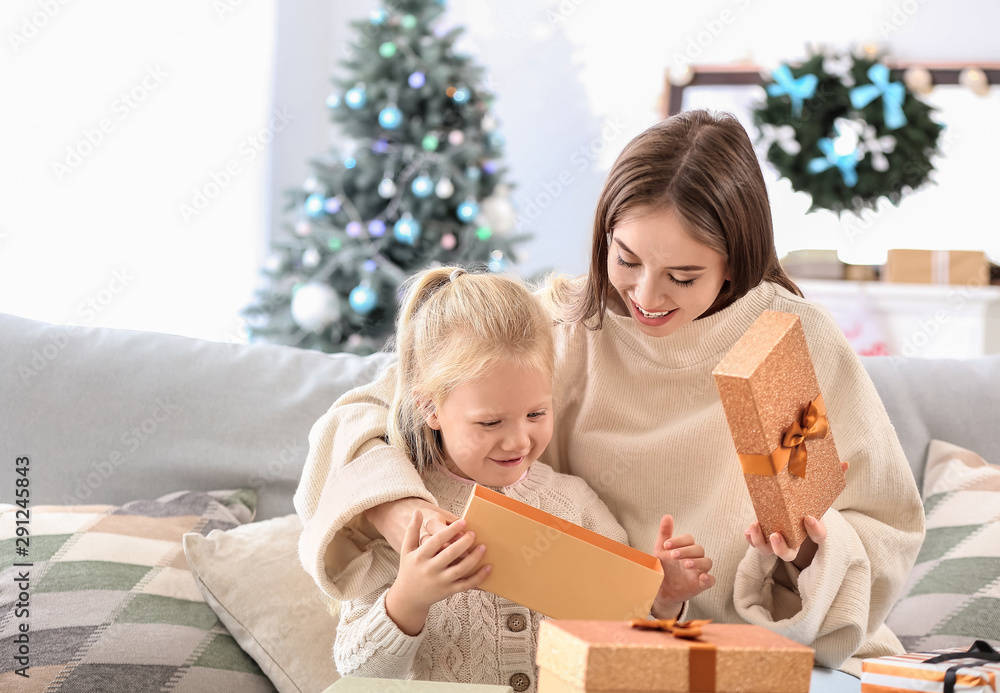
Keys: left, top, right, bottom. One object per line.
{"left": 780, "top": 249, "right": 845, "bottom": 280}
{"left": 325, "top": 678, "right": 514, "bottom": 692}
{"left": 884, "top": 249, "right": 989, "bottom": 286}
{"left": 861, "top": 641, "right": 1000, "bottom": 693}
{"left": 460, "top": 484, "right": 663, "bottom": 620}
{"left": 536, "top": 618, "right": 814, "bottom": 693}
{"left": 712, "top": 310, "right": 846, "bottom": 549}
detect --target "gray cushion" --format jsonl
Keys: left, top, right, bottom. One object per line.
{"left": 860, "top": 355, "right": 1000, "bottom": 490}
{"left": 0, "top": 312, "right": 392, "bottom": 521}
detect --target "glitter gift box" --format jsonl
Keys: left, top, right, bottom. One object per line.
{"left": 535, "top": 619, "right": 814, "bottom": 693}
{"left": 861, "top": 642, "right": 1000, "bottom": 693}
{"left": 461, "top": 484, "right": 664, "bottom": 620}
{"left": 884, "top": 249, "right": 989, "bottom": 286}
{"left": 711, "top": 310, "right": 846, "bottom": 550}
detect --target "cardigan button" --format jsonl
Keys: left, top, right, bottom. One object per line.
{"left": 506, "top": 613, "right": 527, "bottom": 632}
{"left": 509, "top": 673, "right": 530, "bottom": 692}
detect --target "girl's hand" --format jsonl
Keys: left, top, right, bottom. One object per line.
{"left": 743, "top": 461, "right": 848, "bottom": 570}
{"left": 650, "top": 514, "right": 716, "bottom": 619}
{"left": 384, "top": 511, "right": 491, "bottom": 635}
{"left": 365, "top": 497, "right": 458, "bottom": 554}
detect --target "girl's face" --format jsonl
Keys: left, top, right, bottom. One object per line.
{"left": 607, "top": 206, "right": 729, "bottom": 338}
{"left": 426, "top": 361, "right": 553, "bottom": 488}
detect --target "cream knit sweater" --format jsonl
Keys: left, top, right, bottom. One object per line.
{"left": 333, "top": 461, "right": 629, "bottom": 691}
{"left": 296, "top": 281, "right": 925, "bottom": 677}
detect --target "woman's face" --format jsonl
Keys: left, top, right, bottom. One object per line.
{"left": 606, "top": 206, "right": 729, "bottom": 338}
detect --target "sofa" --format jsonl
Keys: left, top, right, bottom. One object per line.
{"left": 2, "top": 311, "right": 998, "bottom": 692}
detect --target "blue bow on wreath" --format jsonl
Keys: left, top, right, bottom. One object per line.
{"left": 849, "top": 63, "right": 908, "bottom": 130}
{"left": 807, "top": 137, "right": 860, "bottom": 187}
{"left": 766, "top": 64, "right": 818, "bottom": 117}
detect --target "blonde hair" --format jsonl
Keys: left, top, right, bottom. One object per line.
{"left": 386, "top": 267, "right": 555, "bottom": 473}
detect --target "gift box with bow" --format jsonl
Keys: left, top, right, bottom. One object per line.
{"left": 712, "top": 310, "right": 847, "bottom": 549}
{"left": 861, "top": 641, "right": 1000, "bottom": 693}
{"left": 535, "top": 618, "right": 814, "bottom": 692}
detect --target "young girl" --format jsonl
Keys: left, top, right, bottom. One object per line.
{"left": 327, "top": 267, "right": 713, "bottom": 688}
{"left": 295, "top": 110, "right": 924, "bottom": 688}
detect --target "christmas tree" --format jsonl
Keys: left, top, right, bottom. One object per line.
{"left": 242, "top": 0, "right": 526, "bottom": 354}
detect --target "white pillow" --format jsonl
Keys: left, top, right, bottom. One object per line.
{"left": 184, "top": 514, "right": 341, "bottom": 693}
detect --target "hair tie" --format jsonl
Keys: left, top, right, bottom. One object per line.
{"left": 449, "top": 268, "right": 468, "bottom": 282}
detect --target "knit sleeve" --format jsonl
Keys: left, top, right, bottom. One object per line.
{"left": 732, "top": 299, "right": 925, "bottom": 672}
{"left": 293, "top": 360, "right": 439, "bottom": 601}
{"left": 334, "top": 587, "right": 425, "bottom": 678}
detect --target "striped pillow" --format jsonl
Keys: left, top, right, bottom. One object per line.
{"left": 885, "top": 440, "right": 1000, "bottom": 651}
{"left": 0, "top": 489, "right": 277, "bottom": 692}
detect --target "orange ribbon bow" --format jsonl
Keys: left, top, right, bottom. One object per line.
{"left": 738, "top": 395, "right": 829, "bottom": 479}
{"left": 629, "top": 617, "right": 713, "bottom": 639}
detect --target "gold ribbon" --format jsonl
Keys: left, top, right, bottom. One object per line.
{"left": 629, "top": 618, "right": 716, "bottom": 692}
{"left": 738, "top": 395, "right": 829, "bottom": 479}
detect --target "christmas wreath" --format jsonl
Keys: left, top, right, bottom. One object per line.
{"left": 753, "top": 50, "right": 944, "bottom": 216}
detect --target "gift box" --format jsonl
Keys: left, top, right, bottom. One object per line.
{"left": 711, "top": 310, "right": 846, "bottom": 550}
{"left": 535, "top": 619, "right": 814, "bottom": 693}
{"left": 325, "top": 678, "right": 514, "bottom": 692}
{"left": 884, "top": 249, "right": 989, "bottom": 286}
{"left": 861, "top": 641, "right": 1000, "bottom": 693}
{"left": 460, "top": 484, "right": 663, "bottom": 620}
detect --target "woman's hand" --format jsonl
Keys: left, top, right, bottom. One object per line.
{"left": 384, "top": 511, "right": 491, "bottom": 636}
{"left": 365, "top": 497, "right": 458, "bottom": 554}
{"left": 743, "top": 460, "right": 848, "bottom": 570}
{"left": 650, "top": 514, "right": 716, "bottom": 619}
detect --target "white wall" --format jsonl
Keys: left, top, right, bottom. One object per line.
{"left": 0, "top": 0, "right": 277, "bottom": 341}
{"left": 3, "top": 0, "right": 998, "bottom": 341}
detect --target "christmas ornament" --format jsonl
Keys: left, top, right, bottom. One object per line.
{"left": 488, "top": 132, "right": 505, "bottom": 149}
{"left": 482, "top": 160, "right": 498, "bottom": 175}
{"left": 291, "top": 283, "right": 341, "bottom": 332}
{"left": 479, "top": 184, "right": 517, "bottom": 234}
{"left": 303, "top": 174, "right": 318, "bottom": 192}
{"left": 326, "top": 93, "right": 341, "bottom": 109}
{"left": 372, "top": 139, "right": 390, "bottom": 153}
{"left": 344, "top": 156, "right": 357, "bottom": 169}
{"left": 757, "top": 123, "right": 801, "bottom": 155}
{"left": 379, "top": 104, "right": 404, "bottom": 129}
{"left": 301, "top": 247, "right": 321, "bottom": 268}
{"left": 451, "top": 86, "right": 470, "bottom": 103}
{"left": 448, "top": 129, "right": 465, "bottom": 146}
{"left": 475, "top": 226, "right": 492, "bottom": 240}
{"left": 323, "top": 196, "right": 341, "bottom": 214}
{"left": 903, "top": 66, "right": 933, "bottom": 94}
{"left": 346, "top": 221, "right": 363, "bottom": 237}
{"left": 849, "top": 64, "right": 907, "bottom": 130}
{"left": 440, "top": 233, "right": 457, "bottom": 250}
{"left": 364, "top": 259, "right": 378, "bottom": 272}
{"left": 379, "top": 42, "right": 397, "bottom": 58}
{"left": 754, "top": 49, "right": 942, "bottom": 215}
{"left": 435, "top": 176, "right": 455, "bottom": 198}
{"left": 401, "top": 14, "right": 417, "bottom": 29}
{"left": 421, "top": 134, "right": 439, "bottom": 151}
{"left": 766, "top": 64, "right": 818, "bottom": 118}
{"left": 411, "top": 174, "right": 434, "bottom": 198}
{"left": 457, "top": 199, "right": 479, "bottom": 222}
{"left": 345, "top": 84, "right": 367, "bottom": 109}
{"left": 668, "top": 63, "right": 694, "bottom": 87}
{"left": 480, "top": 115, "right": 497, "bottom": 132}
{"left": 263, "top": 253, "right": 284, "bottom": 272}
{"left": 394, "top": 215, "right": 421, "bottom": 244}
{"left": 488, "top": 250, "right": 507, "bottom": 273}
{"left": 370, "top": 8, "right": 387, "bottom": 24}
{"left": 959, "top": 66, "right": 990, "bottom": 96}
{"left": 408, "top": 71, "right": 426, "bottom": 88}
{"left": 377, "top": 177, "right": 397, "bottom": 198}
{"left": 465, "top": 166, "right": 481, "bottom": 180}
{"left": 294, "top": 219, "right": 312, "bottom": 236}
{"left": 305, "top": 193, "right": 325, "bottom": 217}
{"left": 349, "top": 283, "right": 379, "bottom": 315}
{"left": 368, "top": 220, "right": 387, "bottom": 237}
{"left": 327, "top": 237, "right": 342, "bottom": 251}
